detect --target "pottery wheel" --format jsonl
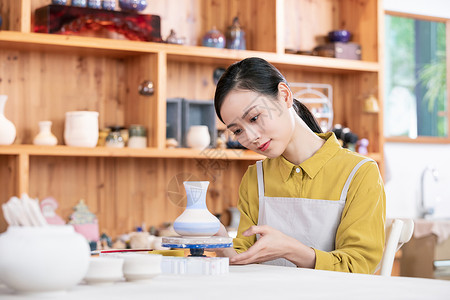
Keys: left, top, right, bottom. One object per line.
{"left": 161, "top": 236, "right": 233, "bottom": 256}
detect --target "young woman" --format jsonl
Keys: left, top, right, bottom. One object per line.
{"left": 214, "top": 57, "right": 385, "bottom": 274}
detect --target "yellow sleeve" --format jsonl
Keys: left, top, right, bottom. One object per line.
{"left": 314, "top": 161, "right": 386, "bottom": 273}
{"left": 233, "top": 166, "right": 258, "bottom": 254}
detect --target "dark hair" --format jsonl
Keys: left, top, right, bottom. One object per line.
{"left": 214, "top": 57, "right": 322, "bottom": 133}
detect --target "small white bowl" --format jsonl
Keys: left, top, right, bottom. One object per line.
{"left": 84, "top": 257, "right": 124, "bottom": 285}
{"left": 122, "top": 254, "right": 162, "bottom": 282}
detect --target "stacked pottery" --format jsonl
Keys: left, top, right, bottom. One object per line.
{"left": 0, "top": 95, "right": 16, "bottom": 145}
{"left": 173, "top": 181, "right": 220, "bottom": 237}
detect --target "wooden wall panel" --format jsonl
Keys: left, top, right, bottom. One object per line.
{"left": 199, "top": 0, "right": 277, "bottom": 52}
{"left": 27, "top": 156, "right": 251, "bottom": 238}
{"left": 339, "top": 0, "right": 378, "bottom": 62}
{"left": 124, "top": 54, "right": 159, "bottom": 147}
{"left": 342, "top": 73, "right": 380, "bottom": 154}
{"left": 284, "top": 0, "right": 339, "bottom": 52}
{"left": 166, "top": 60, "right": 221, "bottom": 100}
{"left": 0, "top": 49, "right": 127, "bottom": 144}
{"left": 145, "top": 0, "right": 200, "bottom": 46}
{"left": 0, "top": 155, "right": 17, "bottom": 232}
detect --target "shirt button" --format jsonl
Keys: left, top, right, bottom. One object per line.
{"left": 296, "top": 168, "right": 300, "bottom": 173}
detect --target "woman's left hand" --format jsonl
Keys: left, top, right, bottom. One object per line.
{"left": 229, "top": 225, "right": 291, "bottom": 265}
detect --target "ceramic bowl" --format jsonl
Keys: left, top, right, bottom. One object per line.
{"left": 328, "top": 30, "right": 352, "bottom": 43}
{"left": 83, "top": 257, "right": 124, "bottom": 285}
{"left": 122, "top": 253, "right": 162, "bottom": 282}
{"left": 0, "top": 226, "right": 90, "bottom": 294}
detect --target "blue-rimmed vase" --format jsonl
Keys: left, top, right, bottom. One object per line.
{"left": 173, "top": 181, "right": 220, "bottom": 237}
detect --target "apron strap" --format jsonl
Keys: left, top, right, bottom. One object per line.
{"left": 339, "top": 158, "right": 374, "bottom": 202}
{"left": 256, "top": 160, "right": 265, "bottom": 199}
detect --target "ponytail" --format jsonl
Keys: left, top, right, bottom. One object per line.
{"left": 292, "top": 99, "right": 323, "bottom": 133}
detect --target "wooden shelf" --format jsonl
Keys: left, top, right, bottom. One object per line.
{"left": 0, "top": 145, "right": 264, "bottom": 160}
{"left": 0, "top": 144, "right": 381, "bottom": 162}
{"left": 0, "top": 31, "right": 379, "bottom": 73}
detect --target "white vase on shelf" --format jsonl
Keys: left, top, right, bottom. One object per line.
{"left": 0, "top": 95, "right": 16, "bottom": 145}
{"left": 186, "top": 125, "right": 210, "bottom": 149}
{"left": 33, "top": 121, "right": 58, "bottom": 146}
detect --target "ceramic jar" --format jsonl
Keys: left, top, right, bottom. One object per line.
{"left": 71, "top": 0, "right": 87, "bottom": 7}
{"left": 0, "top": 226, "right": 90, "bottom": 294}
{"left": 186, "top": 125, "right": 210, "bottom": 150}
{"left": 102, "top": 0, "right": 116, "bottom": 10}
{"left": 0, "top": 95, "right": 16, "bottom": 145}
{"left": 87, "top": 0, "right": 102, "bottom": 9}
{"left": 173, "top": 181, "right": 220, "bottom": 237}
{"left": 105, "top": 126, "right": 125, "bottom": 148}
{"left": 226, "top": 17, "right": 246, "bottom": 50}
{"left": 64, "top": 111, "right": 99, "bottom": 147}
{"left": 119, "top": 0, "right": 147, "bottom": 12}
{"left": 128, "top": 125, "right": 147, "bottom": 148}
{"left": 33, "top": 121, "right": 58, "bottom": 146}
{"left": 202, "top": 27, "right": 226, "bottom": 48}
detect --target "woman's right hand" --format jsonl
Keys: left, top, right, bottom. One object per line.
{"left": 213, "top": 222, "right": 237, "bottom": 259}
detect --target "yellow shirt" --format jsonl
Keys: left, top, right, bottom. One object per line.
{"left": 233, "top": 132, "right": 386, "bottom": 274}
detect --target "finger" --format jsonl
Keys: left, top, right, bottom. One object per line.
{"left": 230, "top": 244, "right": 263, "bottom": 264}
{"left": 243, "top": 225, "right": 269, "bottom": 237}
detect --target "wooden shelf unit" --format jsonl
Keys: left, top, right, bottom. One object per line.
{"left": 0, "top": 0, "right": 384, "bottom": 237}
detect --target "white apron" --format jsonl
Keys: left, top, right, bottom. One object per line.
{"left": 256, "top": 158, "right": 373, "bottom": 267}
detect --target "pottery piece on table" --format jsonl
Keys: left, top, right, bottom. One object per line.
{"left": 33, "top": 121, "right": 58, "bottom": 146}
{"left": 0, "top": 226, "right": 90, "bottom": 294}
{"left": 68, "top": 199, "right": 100, "bottom": 242}
{"left": 173, "top": 181, "right": 220, "bottom": 237}
{"left": 40, "top": 197, "right": 65, "bottom": 225}
{"left": 186, "top": 125, "right": 210, "bottom": 150}
{"left": 0, "top": 95, "right": 16, "bottom": 145}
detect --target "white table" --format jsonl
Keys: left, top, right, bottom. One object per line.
{"left": 1, "top": 264, "right": 449, "bottom": 300}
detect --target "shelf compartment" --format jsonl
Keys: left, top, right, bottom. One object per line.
{"left": 0, "top": 145, "right": 264, "bottom": 160}
{"left": 0, "top": 32, "right": 379, "bottom": 73}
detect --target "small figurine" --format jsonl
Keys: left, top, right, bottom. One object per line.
{"left": 166, "top": 138, "right": 179, "bottom": 149}
{"left": 40, "top": 197, "right": 65, "bottom": 225}
{"left": 68, "top": 199, "right": 100, "bottom": 243}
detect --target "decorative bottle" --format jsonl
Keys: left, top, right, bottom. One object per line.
{"left": 173, "top": 181, "right": 220, "bottom": 237}
{"left": 0, "top": 95, "right": 16, "bottom": 145}
{"left": 33, "top": 121, "right": 58, "bottom": 146}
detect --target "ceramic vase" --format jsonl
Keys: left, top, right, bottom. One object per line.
{"left": 0, "top": 226, "right": 90, "bottom": 294}
{"left": 0, "top": 95, "right": 16, "bottom": 145}
{"left": 186, "top": 125, "right": 210, "bottom": 150}
{"left": 202, "top": 27, "right": 226, "bottom": 48}
{"left": 173, "top": 181, "right": 220, "bottom": 237}
{"left": 33, "top": 121, "right": 58, "bottom": 146}
{"left": 119, "top": 0, "right": 147, "bottom": 12}
{"left": 64, "top": 111, "right": 99, "bottom": 147}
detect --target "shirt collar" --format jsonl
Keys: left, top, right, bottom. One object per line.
{"left": 277, "top": 132, "right": 341, "bottom": 181}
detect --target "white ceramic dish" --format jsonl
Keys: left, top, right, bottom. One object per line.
{"left": 121, "top": 253, "right": 162, "bottom": 282}
{"left": 83, "top": 256, "right": 124, "bottom": 285}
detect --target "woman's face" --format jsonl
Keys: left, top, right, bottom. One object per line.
{"left": 220, "top": 86, "right": 295, "bottom": 158}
